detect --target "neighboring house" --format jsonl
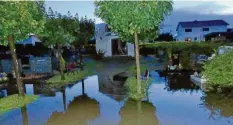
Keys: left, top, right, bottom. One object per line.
{"left": 95, "top": 23, "right": 134, "bottom": 57}
{"left": 176, "top": 20, "right": 229, "bottom": 42}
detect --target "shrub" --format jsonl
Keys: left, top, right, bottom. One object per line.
{"left": 94, "top": 49, "right": 106, "bottom": 60}
{"left": 0, "top": 72, "right": 8, "bottom": 84}
{"left": 203, "top": 51, "right": 233, "bottom": 92}
{"left": 125, "top": 77, "right": 151, "bottom": 100}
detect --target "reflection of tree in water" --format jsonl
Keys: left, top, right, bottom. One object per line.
{"left": 201, "top": 94, "right": 233, "bottom": 119}
{"left": 119, "top": 100, "right": 159, "bottom": 125}
{"left": 46, "top": 94, "right": 100, "bottom": 125}
{"left": 164, "top": 74, "right": 200, "bottom": 93}
{"left": 21, "top": 106, "right": 28, "bottom": 125}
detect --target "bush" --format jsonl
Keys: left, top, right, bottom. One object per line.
{"left": 203, "top": 51, "right": 233, "bottom": 92}
{"left": 0, "top": 72, "right": 8, "bottom": 84}
{"left": 125, "top": 77, "right": 151, "bottom": 100}
{"left": 94, "top": 49, "right": 106, "bottom": 60}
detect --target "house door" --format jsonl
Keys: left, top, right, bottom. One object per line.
{"left": 111, "top": 39, "right": 127, "bottom": 55}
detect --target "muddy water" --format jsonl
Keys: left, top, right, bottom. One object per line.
{"left": 0, "top": 72, "right": 233, "bottom": 125}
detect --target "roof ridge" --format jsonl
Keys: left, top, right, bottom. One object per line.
{"left": 176, "top": 19, "right": 229, "bottom": 31}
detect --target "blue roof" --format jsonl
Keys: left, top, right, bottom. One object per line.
{"left": 16, "top": 36, "right": 41, "bottom": 46}
{"left": 176, "top": 20, "right": 229, "bottom": 31}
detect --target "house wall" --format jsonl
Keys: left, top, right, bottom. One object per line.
{"left": 176, "top": 25, "right": 228, "bottom": 41}
{"left": 95, "top": 23, "right": 134, "bottom": 57}
{"left": 95, "top": 23, "right": 118, "bottom": 57}
{"left": 127, "top": 43, "right": 134, "bottom": 57}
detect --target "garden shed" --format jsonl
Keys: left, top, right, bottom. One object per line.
{"left": 0, "top": 35, "right": 52, "bottom": 74}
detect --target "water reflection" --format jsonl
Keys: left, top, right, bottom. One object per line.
{"left": 61, "top": 88, "right": 67, "bottom": 112}
{"left": 21, "top": 106, "right": 28, "bottom": 125}
{"left": 161, "top": 73, "right": 199, "bottom": 93}
{"left": 0, "top": 73, "right": 233, "bottom": 125}
{"left": 119, "top": 100, "right": 159, "bottom": 125}
{"left": 201, "top": 94, "right": 233, "bottom": 119}
{"left": 47, "top": 94, "right": 99, "bottom": 125}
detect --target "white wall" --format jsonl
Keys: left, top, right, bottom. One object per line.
{"left": 176, "top": 25, "right": 227, "bottom": 41}
{"left": 95, "top": 23, "right": 117, "bottom": 57}
{"left": 95, "top": 23, "right": 134, "bottom": 57}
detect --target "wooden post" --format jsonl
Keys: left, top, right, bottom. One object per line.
{"left": 82, "top": 79, "right": 84, "bottom": 95}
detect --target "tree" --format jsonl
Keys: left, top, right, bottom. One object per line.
{"left": 156, "top": 33, "right": 174, "bottom": 41}
{"left": 95, "top": 1, "right": 173, "bottom": 99}
{"left": 72, "top": 16, "right": 95, "bottom": 63}
{"left": 0, "top": 1, "right": 46, "bottom": 96}
{"left": 72, "top": 16, "right": 95, "bottom": 48}
{"left": 43, "top": 8, "right": 79, "bottom": 80}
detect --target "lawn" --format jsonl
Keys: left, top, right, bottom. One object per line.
{"left": 45, "top": 70, "right": 93, "bottom": 89}
{"left": 0, "top": 94, "right": 38, "bottom": 115}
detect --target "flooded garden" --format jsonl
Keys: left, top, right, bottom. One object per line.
{"left": 1, "top": 56, "right": 233, "bottom": 125}
{"left": 1, "top": 1, "right": 233, "bottom": 125}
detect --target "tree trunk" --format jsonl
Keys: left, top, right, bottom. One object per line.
{"left": 79, "top": 47, "right": 83, "bottom": 64}
{"left": 57, "top": 44, "right": 65, "bottom": 80}
{"left": 134, "top": 33, "right": 141, "bottom": 97}
{"left": 8, "top": 35, "right": 25, "bottom": 97}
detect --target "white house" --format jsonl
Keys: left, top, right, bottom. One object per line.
{"left": 176, "top": 20, "right": 229, "bottom": 42}
{"left": 95, "top": 23, "right": 134, "bottom": 57}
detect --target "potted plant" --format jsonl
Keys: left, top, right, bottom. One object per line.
{"left": 94, "top": 49, "right": 106, "bottom": 60}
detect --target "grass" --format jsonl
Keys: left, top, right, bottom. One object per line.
{"left": 85, "top": 60, "right": 104, "bottom": 71}
{"left": 125, "top": 77, "right": 152, "bottom": 100}
{"left": 45, "top": 70, "right": 93, "bottom": 88}
{"left": 0, "top": 94, "right": 38, "bottom": 115}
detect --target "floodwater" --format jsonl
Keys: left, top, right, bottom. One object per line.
{"left": 1, "top": 71, "right": 233, "bottom": 125}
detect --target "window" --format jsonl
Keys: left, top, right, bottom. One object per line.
{"left": 203, "top": 28, "right": 209, "bottom": 31}
{"left": 105, "top": 25, "right": 111, "bottom": 32}
{"left": 185, "top": 29, "right": 192, "bottom": 32}
{"left": 194, "top": 37, "right": 197, "bottom": 41}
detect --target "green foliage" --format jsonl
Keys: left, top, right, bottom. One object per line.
{"left": 46, "top": 70, "right": 93, "bottom": 86}
{"left": 180, "top": 51, "right": 192, "bottom": 69}
{"left": 95, "top": 1, "right": 173, "bottom": 42}
{"left": 72, "top": 16, "right": 95, "bottom": 48}
{"left": 42, "top": 8, "right": 79, "bottom": 46}
{"left": 140, "top": 42, "right": 225, "bottom": 54}
{"left": 0, "top": 94, "right": 38, "bottom": 115}
{"left": 0, "top": 72, "right": 8, "bottom": 83}
{"left": 125, "top": 77, "right": 151, "bottom": 100}
{"left": 0, "top": 1, "right": 46, "bottom": 45}
{"left": 203, "top": 52, "right": 233, "bottom": 90}
{"left": 96, "top": 49, "right": 106, "bottom": 56}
